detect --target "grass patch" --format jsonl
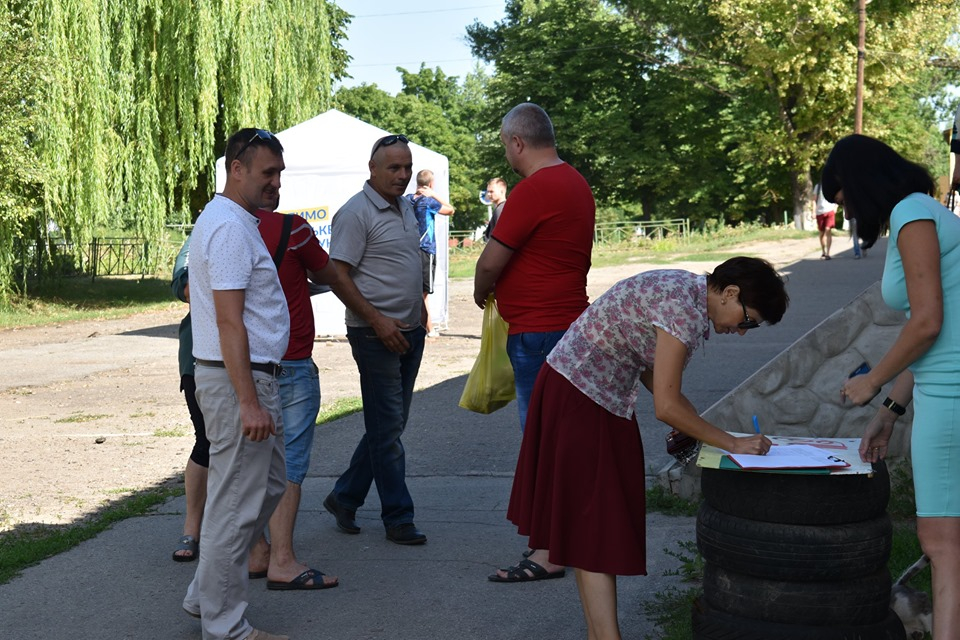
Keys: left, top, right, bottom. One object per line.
{"left": 646, "top": 484, "right": 700, "bottom": 517}
{"left": 449, "top": 225, "right": 813, "bottom": 279}
{"left": 153, "top": 426, "right": 188, "bottom": 438}
{"left": 0, "top": 486, "right": 182, "bottom": 584}
{"left": 0, "top": 276, "right": 178, "bottom": 329}
{"left": 54, "top": 413, "right": 109, "bottom": 423}
{"left": 317, "top": 397, "right": 364, "bottom": 424}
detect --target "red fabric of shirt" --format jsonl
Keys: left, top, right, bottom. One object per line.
{"left": 492, "top": 163, "right": 595, "bottom": 334}
{"left": 256, "top": 210, "right": 330, "bottom": 359}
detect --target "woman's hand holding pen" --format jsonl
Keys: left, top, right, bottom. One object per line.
{"left": 730, "top": 434, "right": 772, "bottom": 456}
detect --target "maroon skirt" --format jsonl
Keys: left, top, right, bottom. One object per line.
{"left": 507, "top": 364, "right": 647, "bottom": 575}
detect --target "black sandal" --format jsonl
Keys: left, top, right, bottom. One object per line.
{"left": 488, "top": 558, "right": 566, "bottom": 583}
{"left": 172, "top": 535, "right": 198, "bottom": 562}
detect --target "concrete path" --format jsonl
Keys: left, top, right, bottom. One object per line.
{"left": 0, "top": 240, "right": 886, "bottom": 640}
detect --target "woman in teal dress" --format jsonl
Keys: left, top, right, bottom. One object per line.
{"left": 828, "top": 134, "right": 960, "bottom": 640}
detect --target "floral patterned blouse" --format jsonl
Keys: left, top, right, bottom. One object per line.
{"left": 547, "top": 270, "right": 709, "bottom": 419}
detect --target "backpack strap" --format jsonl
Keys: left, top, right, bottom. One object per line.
{"left": 272, "top": 214, "right": 294, "bottom": 268}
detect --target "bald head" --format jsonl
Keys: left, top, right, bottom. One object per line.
{"left": 501, "top": 103, "right": 555, "bottom": 150}
{"left": 368, "top": 136, "right": 413, "bottom": 201}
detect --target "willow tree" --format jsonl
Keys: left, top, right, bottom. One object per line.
{"left": 15, "top": 0, "right": 348, "bottom": 289}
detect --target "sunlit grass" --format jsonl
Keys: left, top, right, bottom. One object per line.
{"left": 449, "top": 224, "right": 814, "bottom": 279}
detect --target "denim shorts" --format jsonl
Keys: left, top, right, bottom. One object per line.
{"left": 279, "top": 358, "right": 321, "bottom": 484}
{"left": 506, "top": 330, "right": 566, "bottom": 431}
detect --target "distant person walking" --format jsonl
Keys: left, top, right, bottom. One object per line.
{"left": 482, "top": 177, "right": 507, "bottom": 242}
{"left": 815, "top": 182, "right": 836, "bottom": 259}
{"left": 407, "top": 169, "right": 454, "bottom": 337}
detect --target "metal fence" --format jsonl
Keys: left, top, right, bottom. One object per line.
{"left": 448, "top": 218, "right": 691, "bottom": 251}
{"left": 595, "top": 218, "right": 690, "bottom": 244}
{"left": 15, "top": 237, "right": 157, "bottom": 282}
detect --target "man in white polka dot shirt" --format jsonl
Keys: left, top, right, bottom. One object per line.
{"left": 182, "top": 128, "right": 291, "bottom": 640}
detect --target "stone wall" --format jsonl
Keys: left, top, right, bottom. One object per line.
{"left": 660, "top": 282, "right": 911, "bottom": 498}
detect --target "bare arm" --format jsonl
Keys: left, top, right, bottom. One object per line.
{"left": 473, "top": 239, "right": 514, "bottom": 308}
{"left": 859, "top": 370, "right": 914, "bottom": 463}
{"left": 844, "top": 220, "right": 942, "bottom": 405}
{"left": 650, "top": 328, "right": 770, "bottom": 455}
{"left": 418, "top": 186, "right": 454, "bottom": 215}
{"left": 328, "top": 258, "right": 411, "bottom": 353}
{"left": 212, "top": 288, "right": 275, "bottom": 442}
{"left": 308, "top": 257, "right": 341, "bottom": 287}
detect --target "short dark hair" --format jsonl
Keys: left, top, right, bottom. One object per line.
{"left": 821, "top": 134, "right": 934, "bottom": 249}
{"left": 707, "top": 257, "right": 789, "bottom": 325}
{"left": 225, "top": 128, "right": 284, "bottom": 168}
{"left": 501, "top": 103, "right": 555, "bottom": 149}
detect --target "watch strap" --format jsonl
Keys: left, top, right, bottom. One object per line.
{"left": 882, "top": 397, "right": 907, "bottom": 416}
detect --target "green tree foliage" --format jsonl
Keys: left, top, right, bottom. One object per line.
{"left": 0, "top": 2, "right": 48, "bottom": 299}
{"left": 469, "top": 0, "right": 960, "bottom": 225}
{"left": 334, "top": 66, "right": 492, "bottom": 230}
{"left": 3, "top": 0, "right": 349, "bottom": 296}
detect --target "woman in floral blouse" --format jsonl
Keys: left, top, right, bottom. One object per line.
{"left": 504, "top": 256, "right": 788, "bottom": 639}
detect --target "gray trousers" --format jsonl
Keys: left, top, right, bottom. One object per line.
{"left": 183, "top": 366, "right": 286, "bottom": 639}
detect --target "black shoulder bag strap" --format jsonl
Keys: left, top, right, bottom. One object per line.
{"left": 272, "top": 214, "right": 294, "bottom": 268}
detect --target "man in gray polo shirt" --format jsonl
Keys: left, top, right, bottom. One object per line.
{"left": 324, "top": 134, "right": 428, "bottom": 546}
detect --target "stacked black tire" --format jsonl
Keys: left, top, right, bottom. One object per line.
{"left": 692, "top": 461, "right": 907, "bottom": 639}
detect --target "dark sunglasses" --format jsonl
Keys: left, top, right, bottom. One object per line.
{"left": 235, "top": 129, "right": 276, "bottom": 160}
{"left": 738, "top": 299, "right": 761, "bottom": 330}
{"left": 370, "top": 134, "right": 409, "bottom": 159}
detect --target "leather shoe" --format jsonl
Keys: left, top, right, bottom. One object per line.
{"left": 385, "top": 523, "right": 427, "bottom": 545}
{"left": 323, "top": 492, "right": 360, "bottom": 534}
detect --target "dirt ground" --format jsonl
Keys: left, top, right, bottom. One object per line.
{"left": 0, "top": 238, "right": 819, "bottom": 532}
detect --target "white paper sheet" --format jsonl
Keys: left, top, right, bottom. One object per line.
{"left": 726, "top": 444, "right": 851, "bottom": 470}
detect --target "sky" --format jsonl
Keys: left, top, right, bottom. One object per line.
{"left": 334, "top": 2, "right": 506, "bottom": 95}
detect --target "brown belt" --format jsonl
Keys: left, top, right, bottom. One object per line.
{"left": 195, "top": 359, "right": 283, "bottom": 377}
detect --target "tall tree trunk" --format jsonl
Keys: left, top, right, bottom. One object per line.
{"left": 792, "top": 172, "right": 814, "bottom": 230}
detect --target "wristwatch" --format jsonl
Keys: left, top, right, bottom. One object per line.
{"left": 882, "top": 397, "right": 907, "bottom": 416}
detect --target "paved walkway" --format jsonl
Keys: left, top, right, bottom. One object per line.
{"left": 0, "top": 240, "right": 886, "bottom": 639}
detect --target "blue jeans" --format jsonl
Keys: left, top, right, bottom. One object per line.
{"left": 506, "top": 330, "right": 567, "bottom": 431}
{"left": 333, "top": 325, "right": 426, "bottom": 527}
{"left": 279, "top": 358, "right": 321, "bottom": 485}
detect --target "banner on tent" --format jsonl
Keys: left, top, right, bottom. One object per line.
{"left": 278, "top": 207, "right": 332, "bottom": 248}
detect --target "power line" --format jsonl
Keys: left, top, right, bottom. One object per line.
{"left": 349, "top": 4, "right": 500, "bottom": 19}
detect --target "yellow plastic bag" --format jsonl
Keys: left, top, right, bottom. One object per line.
{"left": 459, "top": 295, "right": 516, "bottom": 414}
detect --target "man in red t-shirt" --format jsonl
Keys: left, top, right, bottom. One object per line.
{"left": 474, "top": 102, "right": 595, "bottom": 583}
{"left": 248, "top": 209, "right": 342, "bottom": 591}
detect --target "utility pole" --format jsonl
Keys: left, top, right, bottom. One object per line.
{"left": 854, "top": 0, "right": 870, "bottom": 134}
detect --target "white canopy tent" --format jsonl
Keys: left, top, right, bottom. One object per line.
{"left": 216, "top": 109, "right": 451, "bottom": 336}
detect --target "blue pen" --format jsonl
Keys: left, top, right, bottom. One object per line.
{"left": 752, "top": 415, "right": 760, "bottom": 434}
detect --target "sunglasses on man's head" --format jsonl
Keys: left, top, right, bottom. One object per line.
{"left": 738, "top": 299, "right": 761, "bottom": 330}
{"left": 235, "top": 129, "right": 276, "bottom": 161}
{"left": 370, "top": 134, "right": 409, "bottom": 159}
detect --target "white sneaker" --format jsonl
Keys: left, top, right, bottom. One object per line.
{"left": 428, "top": 330, "right": 440, "bottom": 338}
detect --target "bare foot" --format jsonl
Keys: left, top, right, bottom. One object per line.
{"left": 248, "top": 538, "right": 271, "bottom": 576}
